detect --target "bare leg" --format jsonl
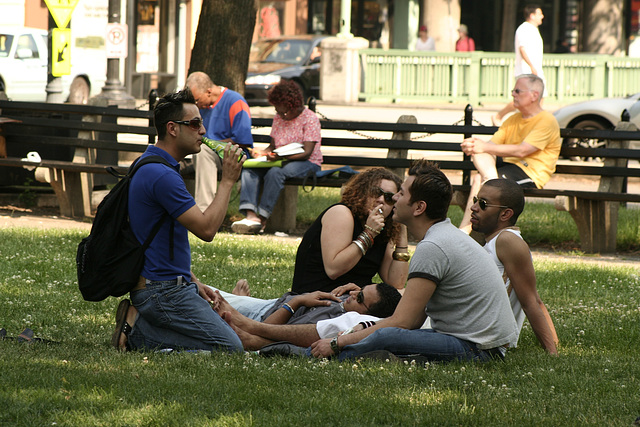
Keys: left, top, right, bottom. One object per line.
{"left": 493, "top": 102, "right": 516, "bottom": 125}
{"left": 232, "top": 279, "right": 251, "bottom": 296}
{"left": 221, "top": 312, "right": 273, "bottom": 350}
{"left": 459, "top": 153, "right": 499, "bottom": 233}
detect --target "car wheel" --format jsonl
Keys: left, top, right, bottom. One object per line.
{"left": 67, "top": 77, "right": 90, "bottom": 104}
{"left": 563, "top": 118, "right": 610, "bottom": 162}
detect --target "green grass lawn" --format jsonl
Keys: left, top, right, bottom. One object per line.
{"left": 1, "top": 224, "right": 639, "bottom": 426}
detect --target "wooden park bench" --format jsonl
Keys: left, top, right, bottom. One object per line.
{"left": 255, "top": 107, "right": 640, "bottom": 254}
{"left": 1, "top": 99, "right": 638, "bottom": 253}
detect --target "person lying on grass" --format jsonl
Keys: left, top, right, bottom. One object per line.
{"left": 203, "top": 280, "right": 399, "bottom": 327}
{"left": 214, "top": 282, "right": 401, "bottom": 350}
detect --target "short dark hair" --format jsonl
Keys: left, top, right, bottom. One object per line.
{"left": 267, "top": 79, "right": 304, "bottom": 111}
{"left": 367, "top": 282, "right": 402, "bottom": 318}
{"left": 484, "top": 178, "right": 525, "bottom": 224}
{"left": 524, "top": 4, "right": 541, "bottom": 20}
{"left": 153, "top": 88, "right": 196, "bottom": 140}
{"left": 407, "top": 159, "right": 452, "bottom": 221}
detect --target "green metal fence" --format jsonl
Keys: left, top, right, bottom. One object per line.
{"left": 359, "top": 49, "right": 640, "bottom": 105}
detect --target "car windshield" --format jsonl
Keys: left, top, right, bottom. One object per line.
{"left": 250, "top": 39, "right": 313, "bottom": 65}
{"left": 0, "top": 34, "right": 14, "bottom": 58}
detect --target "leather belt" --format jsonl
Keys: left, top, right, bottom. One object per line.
{"left": 131, "top": 276, "right": 147, "bottom": 291}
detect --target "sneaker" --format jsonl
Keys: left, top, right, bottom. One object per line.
{"left": 231, "top": 218, "right": 262, "bottom": 234}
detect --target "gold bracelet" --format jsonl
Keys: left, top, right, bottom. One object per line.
{"left": 392, "top": 251, "right": 411, "bottom": 262}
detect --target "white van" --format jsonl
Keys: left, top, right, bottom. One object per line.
{"left": 0, "top": 26, "right": 107, "bottom": 103}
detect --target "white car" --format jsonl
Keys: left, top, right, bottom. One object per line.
{"left": 552, "top": 93, "right": 640, "bottom": 155}
{"left": 0, "top": 27, "right": 106, "bottom": 103}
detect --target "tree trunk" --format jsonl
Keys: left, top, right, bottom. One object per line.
{"left": 581, "top": 0, "right": 623, "bottom": 55}
{"left": 188, "top": 0, "right": 257, "bottom": 94}
{"left": 500, "top": 0, "right": 517, "bottom": 52}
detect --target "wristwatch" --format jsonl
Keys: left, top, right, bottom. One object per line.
{"left": 330, "top": 336, "right": 340, "bottom": 354}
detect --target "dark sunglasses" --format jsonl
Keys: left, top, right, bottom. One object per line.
{"left": 356, "top": 290, "right": 370, "bottom": 311}
{"left": 473, "top": 196, "right": 509, "bottom": 211}
{"left": 171, "top": 118, "right": 203, "bottom": 131}
{"left": 511, "top": 88, "right": 531, "bottom": 95}
{"left": 375, "top": 187, "right": 396, "bottom": 205}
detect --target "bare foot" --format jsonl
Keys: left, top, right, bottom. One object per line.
{"left": 232, "top": 279, "right": 251, "bottom": 296}
{"left": 221, "top": 311, "right": 272, "bottom": 351}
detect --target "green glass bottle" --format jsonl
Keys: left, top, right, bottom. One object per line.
{"left": 202, "top": 137, "right": 243, "bottom": 162}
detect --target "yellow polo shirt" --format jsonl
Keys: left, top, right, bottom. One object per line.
{"left": 491, "top": 111, "right": 561, "bottom": 188}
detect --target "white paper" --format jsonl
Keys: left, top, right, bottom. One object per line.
{"left": 274, "top": 142, "right": 304, "bottom": 156}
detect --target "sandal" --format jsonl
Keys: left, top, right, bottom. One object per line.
{"left": 111, "top": 299, "right": 133, "bottom": 352}
{"left": 16, "top": 328, "right": 56, "bottom": 344}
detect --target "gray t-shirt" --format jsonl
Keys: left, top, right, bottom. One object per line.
{"left": 408, "top": 219, "right": 518, "bottom": 349}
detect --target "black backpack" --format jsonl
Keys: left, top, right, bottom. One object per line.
{"left": 77, "top": 155, "right": 172, "bottom": 301}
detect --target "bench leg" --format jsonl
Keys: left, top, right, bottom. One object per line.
{"left": 555, "top": 196, "right": 618, "bottom": 254}
{"left": 265, "top": 185, "right": 298, "bottom": 234}
{"left": 35, "top": 168, "right": 90, "bottom": 218}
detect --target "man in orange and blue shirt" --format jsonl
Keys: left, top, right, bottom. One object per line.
{"left": 185, "top": 72, "right": 254, "bottom": 211}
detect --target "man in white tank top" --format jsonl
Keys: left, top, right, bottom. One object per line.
{"left": 469, "top": 178, "right": 558, "bottom": 355}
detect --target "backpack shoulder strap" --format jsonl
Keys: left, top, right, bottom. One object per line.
{"left": 127, "top": 155, "right": 176, "bottom": 257}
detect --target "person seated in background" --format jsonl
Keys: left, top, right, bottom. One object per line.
{"left": 458, "top": 74, "right": 560, "bottom": 234}
{"left": 469, "top": 178, "right": 558, "bottom": 354}
{"left": 291, "top": 167, "right": 409, "bottom": 294}
{"left": 184, "top": 71, "right": 253, "bottom": 212}
{"left": 217, "top": 282, "right": 402, "bottom": 350}
{"left": 231, "top": 79, "right": 322, "bottom": 234}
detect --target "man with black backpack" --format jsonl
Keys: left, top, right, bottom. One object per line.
{"left": 111, "top": 88, "right": 246, "bottom": 352}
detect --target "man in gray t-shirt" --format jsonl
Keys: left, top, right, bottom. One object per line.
{"left": 310, "top": 160, "right": 518, "bottom": 362}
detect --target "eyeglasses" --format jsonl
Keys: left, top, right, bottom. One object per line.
{"left": 171, "top": 118, "right": 203, "bottom": 131}
{"left": 511, "top": 88, "right": 531, "bottom": 95}
{"left": 375, "top": 187, "right": 396, "bottom": 205}
{"left": 356, "top": 290, "right": 370, "bottom": 311}
{"left": 473, "top": 196, "right": 509, "bottom": 211}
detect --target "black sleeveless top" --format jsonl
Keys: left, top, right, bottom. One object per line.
{"left": 291, "top": 203, "right": 389, "bottom": 294}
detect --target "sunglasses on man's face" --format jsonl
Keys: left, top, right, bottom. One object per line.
{"left": 473, "top": 196, "right": 509, "bottom": 211}
{"left": 171, "top": 118, "right": 204, "bottom": 131}
{"left": 375, "top": 187, "right": 396, "bottom": 205}
{"left": 356, "top": 290, "right": 371, "bottom": 311}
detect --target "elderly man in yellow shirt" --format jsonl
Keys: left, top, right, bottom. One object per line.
{"left": 459, "top": 74, "right": 561, "bottom": 233}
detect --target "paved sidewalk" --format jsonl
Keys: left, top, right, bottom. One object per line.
{"left": 1, "top": 207, "right": 638, "bottom": 270}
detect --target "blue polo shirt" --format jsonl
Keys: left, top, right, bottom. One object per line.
{"left": 201, "top": 87, "right": 253, "bottom": 155}
{"left": 128, "top": 145, "right": 195, "bottom": 281}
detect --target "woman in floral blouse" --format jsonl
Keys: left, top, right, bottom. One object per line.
{"left": 232, "top": 80, "right": 322, "bottom": 234}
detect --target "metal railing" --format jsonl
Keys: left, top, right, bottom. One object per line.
{"left": 359, "top": 50, "right": 640, "bottom": 105}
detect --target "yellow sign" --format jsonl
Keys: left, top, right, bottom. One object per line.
{"left": 51, "top": 28, "right": 71, "bottom": 76}
{"left": 44, "top": 0, "right": 80, "bottom": 29}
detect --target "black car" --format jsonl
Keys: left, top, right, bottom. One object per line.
{"left": 244, "top": 35, "right": 327, "bottom": 106}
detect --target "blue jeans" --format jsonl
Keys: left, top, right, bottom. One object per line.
{"left": 337, "top": 328, "right": 504, "bottom": 362}
{"left": 209, "top": 286, "right": 278, "bottom": 321}
{"left": 128, "top": 277, "right": 243, "bottom": 353}
{"left": 239, "top": 161, "right": 320, "bottom": 218}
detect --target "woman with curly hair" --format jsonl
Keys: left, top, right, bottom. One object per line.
{"left": 291, "top": 167, "right": 409, "bottom": 294}
{"left": 231, "top": 80, "right": 322, "bottom": 234}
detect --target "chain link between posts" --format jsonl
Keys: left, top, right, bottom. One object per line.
{"left": 252, "top": 106, "right": 489, "bottom": 140}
